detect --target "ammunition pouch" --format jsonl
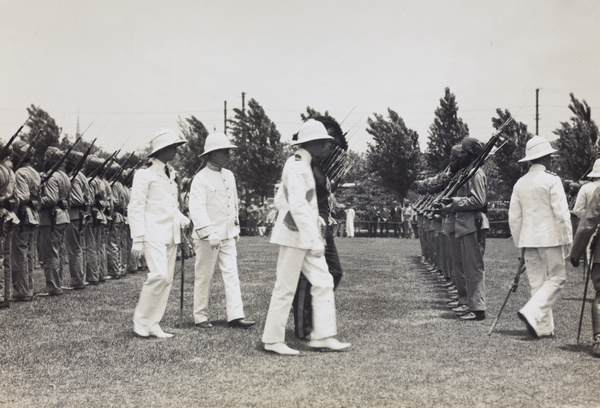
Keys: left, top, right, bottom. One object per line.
{"left": 57, "top": 199, "right": 69, "bottom": 210}
{"left": 28, "top": 199, "right": 41, "bottom": 211}
{"left": 2, "top": 198, "right": 17, "bottom": 212}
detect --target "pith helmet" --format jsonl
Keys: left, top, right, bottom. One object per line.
{"left": 291, "top": 119, "right": 335, "bottom": 146}
{"left": 148, "top": 129, "right": 186, "bottom": 157}
{"left": 44, "top": 146, "right": 63, "bottom": 164}
{"left": 518, "top": 136, "right": 557, "bottom": 162}
{"left": 588, "top": 159, "right": 600, "bottom": 178}
{"left": 200, "top": 133, "right": 237, "bottom": 157}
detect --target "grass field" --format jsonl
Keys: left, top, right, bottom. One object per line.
{"left": 1, "top": 237, "right": 599, "bottom": 407}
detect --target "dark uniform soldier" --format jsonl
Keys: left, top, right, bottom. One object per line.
{"left": 87, "top": 156, "right": 111, "bottom": 283}
{"left": 0, "top": 139, "right": 15, "bottom": 308}
{"left": 106, "top": 163, "right": 127, "bottom": 279}
{"left": 38, "top": 146, "right": 72, "bottom": 296}
{"left": 570, "top": 185, "right": 600, "bottom": 356}
{"left": 64, "top": 151, "right": 90, "bottom": 289}
{"left": 442, "top": 138, "right": 487, "bottom": 321}
{"left": 11, "top": 140, "right": 41, "bottom": 301}
{"left": 292, "top": 117, "right": 346, "bottom": 340}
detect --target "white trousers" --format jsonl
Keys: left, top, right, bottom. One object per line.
{"left": 262, "top": 245, "right": 337, "bottom": 344}
{"left": 520, "top": 246, "right": 567, "bottom": 336}
{"left": 346, "top": 220, "right": 354, "bottom": 237}
{"left": 193, "top": 238, "right": 245, "bottom": 324}
{"left": 133, "top": 241, "right": 177, "bottom": 331}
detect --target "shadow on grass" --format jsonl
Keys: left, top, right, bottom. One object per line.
{"left": 492, "top": 329, "right": 538, "bottom": 341}
{"left": 559, "top": 343, "right": 593, "bottom": 357}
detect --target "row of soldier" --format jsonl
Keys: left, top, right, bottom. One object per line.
{"left": 0, "top": 138, "right": 140, "bottom": 307}
{"left": 413, "top": 130, "right": 600, "bottom": 358}
{"left": 413, "top": 138, "right": 489, "bottom": 321}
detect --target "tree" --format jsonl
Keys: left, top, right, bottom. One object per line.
{"left": 176, "top": 115, "right": 210, "bottom": 179}
{"left": 228, "top": 98, "right": 285, "bottom": 199}
{"left": 21, "top": 104, "right": 61, "bottom": 170}
{"left": 553, "top": 93, "right": 600, "bottom": 181}
{"left": 490, "top": 108, "right": 533, "bottom": 199}
{"left": 425, "top": 88, "right": 469, "bottom": 173}
{"left": 365, "top": 108, "right": 421, "bottom": 200}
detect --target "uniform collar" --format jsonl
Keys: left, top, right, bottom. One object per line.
{"left": 529, "top": 163, "right": 546, "bottom": 172}
{"left": 295, "top": 148, "right": 312, "bottom": 163}
{"left": 206, "top": 161, "right": 223, "bottom": 172}
{"left": 150, "top": 157, "right": 171, "bottom": 178}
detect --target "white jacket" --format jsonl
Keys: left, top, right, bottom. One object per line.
{"left": 127, "top": 158, "right": 188, "bottom": 245}
{"left": 509, "top": 164, "right": 572, "bottom": 248}
{"left": 188, "top": 163, "right": 240, "bottom": 240}
{"left": 270, "top": 149, "right": 323, "bottom": 251}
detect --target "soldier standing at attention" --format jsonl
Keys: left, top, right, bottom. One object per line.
{"left": 38, "top": 147, "right": 72, "bottom": 297}
{"left": 64, "top": 151, "right": 90, "bottom": 290}
{"left": 570, "top": 181, "right": 600, "bottom": 356}
{"left": 0, "top": 139, "right": 15, "bottom": 309}
{"left": 509, "top": 136, "right": 572, "bottom": 338}
{"left": 442, "top": 137, "right": 487, "bottom": 321}
{"left": 11, "top": 141, "right": 40, "bottom": 302}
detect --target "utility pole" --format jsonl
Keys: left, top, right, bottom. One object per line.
{"left": 224, "top": 100, "right": 227, "bottom": 134}
{"left": 535, "top": 88, "right": 539, "bottom": 135}
{"left": 242, "top": 92, "right": 246, "bottom": 113}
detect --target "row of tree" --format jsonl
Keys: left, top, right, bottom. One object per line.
{"left": 16, "top": 88, "right": 599, "bottom": 209}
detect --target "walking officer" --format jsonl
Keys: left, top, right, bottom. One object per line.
{"left": 509, "top": 136, "right": 572, "bottom": 338}
{"left": 128, "top": 129, "right": 189, "bottom": 338}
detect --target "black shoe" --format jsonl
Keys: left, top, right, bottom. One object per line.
{"left": 459, "top": 311, "right": 485, "bottom": 321}
{"left": 228, "top": 318, "right": 255, "bottom": 328}
{"left": 195, "top": 321, "right": 214, "bottom": 329}
{"left": 87, "top": 281, "right": 100, "bottom": 286}
{"left": 73, "top": 285, "right": 86, "bottom": 290}
{"left": 517, "top": 312, "right": 538, "bottom": 338}
{"left": 13, "top": 296, "right": 34, "bottom": 302}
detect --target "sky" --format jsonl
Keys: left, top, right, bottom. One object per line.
{"left": 1, "top": 0, "right": 600, "bottom": 156}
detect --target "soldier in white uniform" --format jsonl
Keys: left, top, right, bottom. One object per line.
{"left": 189, "top": 133, "right": 254, "bottom": 329}
{"left": 572, "top": 158, "right": 600, "bottom": 220}
{"left": 128, "top": 129, "right": 189, "bottom": 339}
{"left": 509, "top": 136, "right": 572, "bottom": 338}
{"left": 262, "top": 120, "right": 351, "bottom": 355}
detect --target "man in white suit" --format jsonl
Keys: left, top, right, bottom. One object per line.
{"left": 128, "top": 129, "right": 189, "bottom": 339}
{"left": 262, "top": 120, "right": 351, "bottom": 355}
{"left": 509, "top": 135, "right": 572, "bottom": 338}
{"left": 189, "top": 133, "right": 254, "bottom": 329}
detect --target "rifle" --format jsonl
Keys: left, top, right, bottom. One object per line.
{"left": 88, "top": 135, "right": 131, "bottom": 183}
{"left": 13, "top": 114, "right": 52, "bottom": 169}
{"left": 71, "top": 138, "right": 97, "bottom": 182}
{"left": 576, "top": 230, "right": 599, "bottom": 343}
{"left": 427, "top": 115, "right": 515, "bottom": 212}
{"left": 121, "top": 161, "right": 143, "bottom": 187}
{"left": 41, "top": 135, "right": 83, "bottom": 185}
{"left": 488, "top": 252, "right": 526, "bottom": 335}
{"left": 179, "top": 240, "right": 185, "bottom": 327}
{"left": 577, "top": 256, "right": 592, "bottom": 344}
{"left": 87, "top": 151, "right": 118, "bottom": 184}
{"left": 1, "top": 106, "right": 40, "bottom": 158}
{"left": 109, "top": 151, "right": 135, "bottom": 186}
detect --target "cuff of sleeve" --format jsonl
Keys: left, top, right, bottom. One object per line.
{"left": 195, "top": 227, "right": 214, "bottom": 240}
{"left": 133, "top": 236, "right": 144, "bottom": 243}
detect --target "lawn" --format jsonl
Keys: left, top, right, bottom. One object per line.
{"left": 1, "top": 237, "right": 599, "bottom": 408}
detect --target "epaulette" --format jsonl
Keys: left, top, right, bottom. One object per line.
{"left": 545, "top": 170, "right": 557, "bottom": 176}
{"left": 294, "top": 154, "right": 302, "bottom": 161}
